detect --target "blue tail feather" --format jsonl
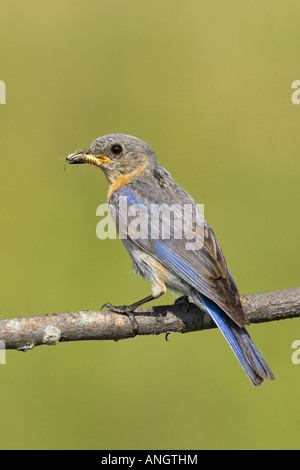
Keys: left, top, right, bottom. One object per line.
{"left": 198, "top": 294, "right": 274, "bottom": 386}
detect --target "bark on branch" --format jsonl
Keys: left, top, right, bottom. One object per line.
{"left": 0, "top": 287, "right": 299, "bottom": 352}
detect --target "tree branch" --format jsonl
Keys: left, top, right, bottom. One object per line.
{"left": 0, "top": 287, "right": 299, "bottom": 351}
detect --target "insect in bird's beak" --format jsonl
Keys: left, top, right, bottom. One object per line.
{"left": 66, "top": 150, "right": 111, "bottom": 167}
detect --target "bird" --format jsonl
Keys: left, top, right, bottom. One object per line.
{"left": 66, "top": 133, "right": 274, "bottom": 386}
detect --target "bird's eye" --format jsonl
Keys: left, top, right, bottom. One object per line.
{"left": 111, "top": 144, "right": 123, "bottom": 155}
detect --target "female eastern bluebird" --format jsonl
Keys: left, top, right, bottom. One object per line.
{"left": 66, "top": 133, "right": 274, "bottom": 386}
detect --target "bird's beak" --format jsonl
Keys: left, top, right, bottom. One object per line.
{"left": 66, "top": 150, "right": 111, "bottom": 167}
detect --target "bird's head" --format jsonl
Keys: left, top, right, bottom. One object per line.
{"left": 66, "top": 133, "right": 157, "bottom": 184}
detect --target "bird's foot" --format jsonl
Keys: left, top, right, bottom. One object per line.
{"left": 174, "top": 295, "right": 191, "bottom": 313}
{"left": 101, "top": 302, "right": 139, "bottom": 336}
{"left": 101, "top": 302, "right": 138, "bottom": 314}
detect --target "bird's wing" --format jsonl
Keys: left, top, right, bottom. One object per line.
{"left": 109, "top": 176, "right": 247, "bottom": 327}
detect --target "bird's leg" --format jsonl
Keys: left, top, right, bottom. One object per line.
{"left": 102, "top": 295, "right": 158, "bottom": 337}
{"left": 102, "top": 286, "right": 165, "bottom": 336}
{"left": 102, "top": 295, "right": 156, "bottom": 315}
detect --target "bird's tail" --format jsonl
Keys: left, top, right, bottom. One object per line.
{"left": 196, "top": 294, "right": 274, "bottom": 386}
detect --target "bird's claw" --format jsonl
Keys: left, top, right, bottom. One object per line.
{"left": 101, "top": 302, "right": 137, "bottom": 314}
{"left": 101, "top": 303, "right": 139, "bottom": 336}
{"left": 165, "top": 332, "right": 171, "bottom": 341}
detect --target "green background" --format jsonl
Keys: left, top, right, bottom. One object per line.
{"left": 1, "top": 0, "right": 299, "bottom": 450}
